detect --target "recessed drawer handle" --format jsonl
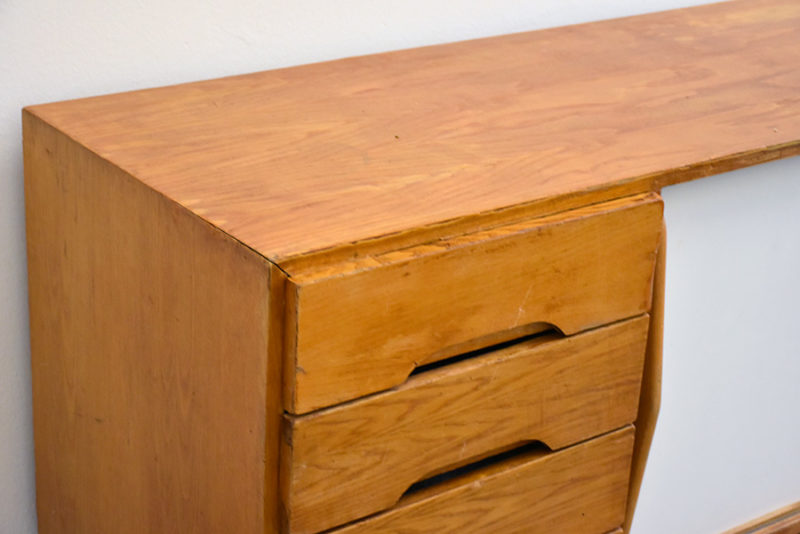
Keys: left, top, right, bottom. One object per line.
{"left": 409, "top": 323, "right": 561, "bottom": 377}
{"left": 402, "top": 440, "right": 552, "bottom": 500}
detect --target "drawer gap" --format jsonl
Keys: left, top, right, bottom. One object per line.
{"left": 409, "top": 326, "right": 561, "bottom": 377}
{"left": 317, "top": 440, "right": 553, "bottom": 533}
{"left": 402, "top": 440, "right": 551, "bottom": 501}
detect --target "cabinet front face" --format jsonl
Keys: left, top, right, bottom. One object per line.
{"left": 278, "top": 194, "right": 661, "bottom": 533}
{"left": 285, "top": 193, "right": 663, "bottom": 414}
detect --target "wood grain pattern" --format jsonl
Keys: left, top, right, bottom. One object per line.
{"left": 287, "top": 194, "right": 662, "bottom": 413}
{"left": 330, "top": 427, "right": 635, "bottom": 534}
{"left": 625, "top": 223, "right": 666, "bottom": 533}
{"left": 283, "top": 317, "right": 648, "bottom": 533}
{"left": 29, "top": 2, "right": 794, "bottom": 531}
{"left": 24, "top": 112, "right": 283, "bottom": 534}
{"left": 24, "top": 0, "right": 800, "bottom": 266}
{"left": 722, "top": 501, "right": 800, "bottom": 534}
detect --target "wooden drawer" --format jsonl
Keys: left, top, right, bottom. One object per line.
{"left": 286, "top": 193, "right": 662, "bottom": 413}
{"left": 328, "top": 426, "right": 635, "bottom": 534}
{"left": 282, "top": 316, "right": 648, "bottom": 533}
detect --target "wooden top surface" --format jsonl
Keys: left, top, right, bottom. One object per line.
{"left": 27, "top": 0, "right": 800, "bottom": 264}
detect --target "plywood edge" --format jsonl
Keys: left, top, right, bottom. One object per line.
{"left": 721, "top": 501, "right": 800, "bottom": 534}
{"left": 278, "top": 179, "right": 655, "bottom": 274}
{"left": 624, "top": 220, "right": 666, "bottom": 532}
{"left": 265, "top": 263, "right": 288, "bottom": 534}
{"left": 288, "top": 192, "right": 663, "bottom": 283}
{"left": 275, "top": 141, "right": 798, "bottom": 272}
{"left": 281, "top": 281, "right": 301, "bottom": 413}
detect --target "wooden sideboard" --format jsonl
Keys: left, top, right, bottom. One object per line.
{"left": 24, "top": 0, "right": 800, "bottom": 532}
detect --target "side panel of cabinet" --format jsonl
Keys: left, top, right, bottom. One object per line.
{"left": 24, "top": 112, "right": 283, "bottom": 534}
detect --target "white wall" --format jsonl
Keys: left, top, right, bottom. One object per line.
{"left": 633, "top": 159, "right": 800, "bottom": 534}
{"left": 8, "top": 1, "right": 796, "bottom": 533}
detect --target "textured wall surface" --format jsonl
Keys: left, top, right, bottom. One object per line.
{"left": 11, "top": 1, "right": 799, "bottom": 533}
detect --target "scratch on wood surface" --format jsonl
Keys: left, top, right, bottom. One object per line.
{"left": 514, "top": 283, "right": 534, "bottom": 327}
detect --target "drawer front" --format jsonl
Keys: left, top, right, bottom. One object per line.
{"left": 329, "top": 427, "right": 635, "bottom": 534}
{"left": 282, "top": 317, "right": 648, "bottom": 533}
{"left": 286, "top": 193, "right": 662, "bottom": 413}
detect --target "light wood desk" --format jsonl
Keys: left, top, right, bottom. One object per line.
{"left": 24, "top": 0, "right": 800, "bottom": 532}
